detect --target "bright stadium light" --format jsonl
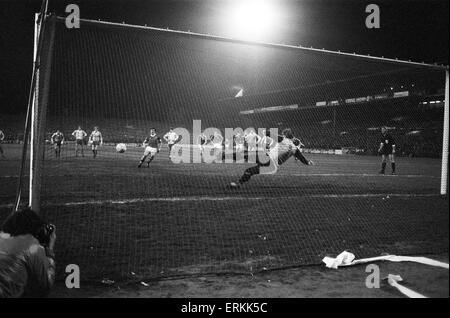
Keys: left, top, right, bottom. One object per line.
{"left": 225, "top": 0, "right": 282, "bottom": 41}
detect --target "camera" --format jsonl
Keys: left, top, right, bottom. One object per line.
{"left": 35, "top": 223, "right": 55, "bottom": 247}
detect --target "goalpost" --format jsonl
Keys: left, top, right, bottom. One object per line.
{"left": 29, "top": 12, "right": 41, "bottom": 212}
{"left": 442, "top": 69, "right": 449, "bottom": 195}
{"left": 13, "top": 0, "right": 50, "bottom": 213}
{"left": 15, "top": 13, "right": 449, "bottom": 215}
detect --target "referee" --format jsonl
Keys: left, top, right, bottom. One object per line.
{"left": 378, "top": 126, "right": 396, "bottom": 175}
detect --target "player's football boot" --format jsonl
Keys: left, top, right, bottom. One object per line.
{"left": 378, "top": 170, "right": 385, "bottom": 174}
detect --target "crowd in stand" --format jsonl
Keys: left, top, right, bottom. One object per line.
{"left": 0, "top": 101, "right": 444, "bottom": 158}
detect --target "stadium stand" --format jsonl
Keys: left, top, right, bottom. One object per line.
{"left": 1, "top": 95, "right": 443, "bottom": 158}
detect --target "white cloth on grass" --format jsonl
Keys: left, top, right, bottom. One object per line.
{"left": 322, "top": 251, "right": 449, "bottom": 269}
{"left": 322, "top": 251, "right": 448, "bottom": 298}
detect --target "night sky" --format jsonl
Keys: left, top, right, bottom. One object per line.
{"left": 0, "top": 0, "right": 448, "bottom": 114}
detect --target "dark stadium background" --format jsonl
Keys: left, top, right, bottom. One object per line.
{"left": 0, "top": 0, "right": 448, "bottom": 115}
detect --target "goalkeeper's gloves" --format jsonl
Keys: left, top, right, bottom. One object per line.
{"left": 308, "top": 160, "right": 315, "bottom": 166}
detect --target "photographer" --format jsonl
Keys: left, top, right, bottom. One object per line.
{"left": 0, "top": 208, "right": 56, "bottom": 298}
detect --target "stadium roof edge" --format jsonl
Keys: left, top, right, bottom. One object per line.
{"left": 52, "top": 15, "right": 448, "bottom": 71}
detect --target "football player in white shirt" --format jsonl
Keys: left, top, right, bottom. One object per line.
{"left": 229, "top": 128, "right": 314, "bottom": 188}
{"left": 260, "top": 129, "right": 275, "bottom": 151}
{"left": 89, "top": 127, "right": 103, "bottom": 158}
{"left": 244, "top": 129, "right": 261, "bottom": 152}
{"left": 234, "top": 133, "right": 245, "bottom": 153}
{"left": 198, "top": 132, "right": 207, "bottom": 154}
{"left": 211, "top": 131, "right": 223, "bottom": 150}
{"left": 163, "top": 128, "right": 179, "bottom": 159}
{"left": 72, "top": 126, "right": 87, "bottom": 157}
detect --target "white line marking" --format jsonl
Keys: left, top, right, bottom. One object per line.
{"left": 0, "top": 173, "right": 440, "bottom": 179}
{"left": 0, "top": 193, "right": 442, "bottom": 209}
{"left": 290, "top": 173, "right": 439, "bottom": 178}
{"left": 309, "top": 193, "right": 440, "bottom": 198}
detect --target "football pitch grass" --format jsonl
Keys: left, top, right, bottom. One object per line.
{"left": 0, "top": 143, "right": 448, "bottom": 286}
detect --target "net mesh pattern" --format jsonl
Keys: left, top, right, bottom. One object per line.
{"left": 0, "top": 16, "right": 447, "bottom": 283}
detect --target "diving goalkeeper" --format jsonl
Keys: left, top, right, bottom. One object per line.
{"left": 228, "top": 128, "right": 314, "bottom": 188}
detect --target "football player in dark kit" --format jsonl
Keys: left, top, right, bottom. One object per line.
{"left": 51, "top": 130, "right": 65, "bottom": 158}
{"left": 138, "top": 128, "right": 162, "bottom": 168}
{"left": 378, "top": 126, "right": 396, "bottom": 175}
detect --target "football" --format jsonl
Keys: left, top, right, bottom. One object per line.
{"left": 116, "top": 143, "right": 127, "bottom": 153}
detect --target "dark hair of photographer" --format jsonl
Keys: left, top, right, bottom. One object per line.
{"left": 0, "top": 207, "right": 56, "bottom": 298}
{"left": 2, "top": 207, "right": 44, "bottom": 237}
